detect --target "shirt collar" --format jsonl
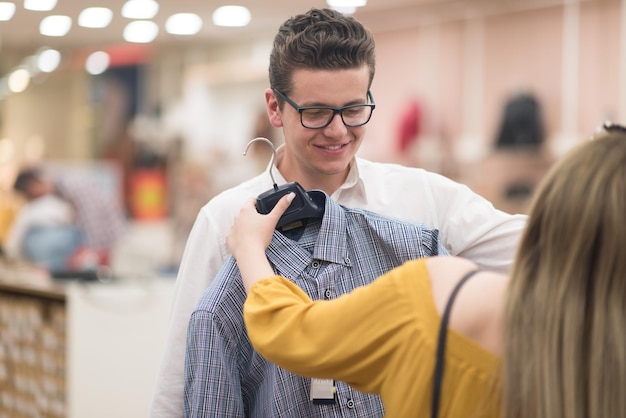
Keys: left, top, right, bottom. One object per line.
{"left": 269, "top": 145, "right": 287, "bottom": 184}
{"left": 265, "top": 193, "right": 349, "bottom": 278}
{"left": 337, "top": 158, "right": 360, "bottom": 191}
{"left": 312, "top": 193, "right": 348, "bottom": 264}
{"left": 271, "top": 144, "right": 366, "bottom": 202}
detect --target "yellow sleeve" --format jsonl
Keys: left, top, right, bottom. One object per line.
{"left": 243, "top": 261, "right": 422, "bottom": 394}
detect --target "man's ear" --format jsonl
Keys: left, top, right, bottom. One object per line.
{"left": 265, "top": 89, "right": 283, "bottom": 128}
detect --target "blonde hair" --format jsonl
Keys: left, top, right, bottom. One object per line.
{"left": 503, "top": 129, "right": 626, "bottom": 418}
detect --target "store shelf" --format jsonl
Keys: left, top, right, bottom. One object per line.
{"left": 0, "top": 274, "right": 175, "bottom": 418}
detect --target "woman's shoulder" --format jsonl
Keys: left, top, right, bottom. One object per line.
{"left": 425, "top": 256, "right": 506, "bottom": 355}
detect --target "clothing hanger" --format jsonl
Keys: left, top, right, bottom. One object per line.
{"left": 244, "top": 137, "right": 325, "bottom": 229}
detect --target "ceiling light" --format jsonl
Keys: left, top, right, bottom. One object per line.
{"left": 212, "top": 5, "right": 251, "bottom": 27}
{"left": 8, "top": 68, "right": 30, "bottom": 93}
{"left": 39, "top": 15, "right": 71, "bottom": 37}
{"left": 85, "top": 51, "right": 110, "bottom": 75}
{"left": 123, "top": 20, "right": 158, "bottom": 43}
{"left": 0, "top": 2, "right": 16, "bottom": 21}
{"left": 326, "top": 0, "right": 367, "bottom": 7}
{"left": 37, "top": 48, "right": 61, "bottom": 72}
{"left": 121, "top": 0, "right": 159, "bottom": 20}
{"left": 78, "top": 7, "right": 113, "bottom": 28}
{"left": 24, "top": 0, "right": 57, "bottom": 11}
{"left": 165, "top": 13, "right": 202, "bottom": 35}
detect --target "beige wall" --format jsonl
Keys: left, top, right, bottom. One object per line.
{"left": 1, "top": 0, "right": 623, "bottom": 177}
{"left": 1, "top": 69, "right": 92, "bottom": 162}
{"left": 361, "top": 0, "right": 625, "bottom": 165}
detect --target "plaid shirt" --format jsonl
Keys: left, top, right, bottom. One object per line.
{"left": 184, "top": 194, "right": 447, "bottom": 417}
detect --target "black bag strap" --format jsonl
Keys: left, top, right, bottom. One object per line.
{"left": 431, "top": 269, "right": 479, "bottom": 418}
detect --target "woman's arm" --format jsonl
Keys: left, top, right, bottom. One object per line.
{"left": 227, "top": 193, "right": 294, "bottom": 292}
{"left": 243, "top": 263, "right": 420, "bottom": 394}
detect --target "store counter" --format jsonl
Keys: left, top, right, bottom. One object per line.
{"left": 0, "top": 266, "right": 175, "bottom": 418}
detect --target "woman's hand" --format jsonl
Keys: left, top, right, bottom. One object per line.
{"left": 227, "top": 193, "right": 294, "bottom": 290}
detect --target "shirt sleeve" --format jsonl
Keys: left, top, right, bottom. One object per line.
{"left": 184, "top": 310, "right": 245, "bottom": 417}
{"left": 426, "top": 172, "right": 526, "bottom": 273}
{"left": 351, "top": 160, "right": 526, "bottom": 274}
{"left": 243, "top": 263, "right": 420, "bottom": 395}
{"left": 152, "top": 209, "right": 229, "bottom": 418}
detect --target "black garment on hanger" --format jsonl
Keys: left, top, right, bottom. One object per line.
{"left": 256, "top": 183, "right": 325, "bottom": 229}
{"left": 244, "top": 137, "right": 325, "bottom": 229}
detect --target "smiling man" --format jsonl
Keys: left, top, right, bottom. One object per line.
{"left": 269, "top": 71, "right": 373, "bottom": 192}
{"left": 151, "top": 8, "right": 526, "bottom": 418}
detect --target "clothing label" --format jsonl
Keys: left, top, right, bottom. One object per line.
{"left": 310, "top": 378, "right": 336, "bottom": 404}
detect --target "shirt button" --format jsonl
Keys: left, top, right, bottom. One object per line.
{"left": 312, "top": 261, "right": 320, "bottom": 268}
{"left": 324, "top": 289, "right": 332, "bottom": 299}
{"left": 344, "top": 257, "right": 351, "bottom": 266}
{"left": 346, "top": 399, "right": 355, "bottom": 409}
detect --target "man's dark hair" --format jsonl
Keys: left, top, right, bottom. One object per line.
{"left": 269, "top": 8, "right": 376, "bottom": 98}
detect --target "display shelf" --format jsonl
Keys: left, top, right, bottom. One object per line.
{"left": 0, "top": 273, "right": 175, "bottom": 418}
{"left": 0, "top": 280, "right": 67, "bottom": 418}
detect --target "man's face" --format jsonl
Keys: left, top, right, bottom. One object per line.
{"left": 265, "top": 65, "right": 371, "bottom": 192}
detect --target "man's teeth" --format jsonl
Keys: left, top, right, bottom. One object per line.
{"left": 324, "top": 145, "right": 343, "bottom": 150}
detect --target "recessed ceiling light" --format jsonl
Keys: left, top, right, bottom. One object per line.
{"left": 37, "top": 48, "right": 61, "bottom": 72}
{"left": 85, "top": 51, "right": 110, "bottom": 75}
{"left": 78, "top": 7, "right": 113, "bottom": 28}
{"left": 212, "top": 5, "right": 251, "bottom": 28}
{"left": 39, "top": 15, "right": 72, "bottom": 37}
{"left": 24, "top": 0, "right": 57, "bottom": 12}
{"left": 0, "top": 2, "right": 16, "bottom": 21}
{"left": 123, "top": 20, "right": 158, "bottom": 43}
{"left": 121, "top": 0, "right": 159, "bottom": 20}
{"left": 165, "top": 13, "right": 202, "bottom": 35}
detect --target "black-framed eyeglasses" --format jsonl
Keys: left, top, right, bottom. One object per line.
{"left": 274, "top": 89, "right": 375, "bottom": 129}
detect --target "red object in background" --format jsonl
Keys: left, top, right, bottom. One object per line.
{"left": 73, "top": 43, "right": 153, "bottom": 69}
{"left": 397, "top": 99, "right": 422, "bottom": 152}
{"left": 129, "top": 169, "right": 169, "bottom": 220}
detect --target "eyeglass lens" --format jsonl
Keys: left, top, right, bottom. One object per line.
{"left": 301, "top": 105, "right": 373, "bottom": 128}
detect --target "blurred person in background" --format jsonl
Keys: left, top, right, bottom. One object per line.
{"left": 6, "top": 166, "right": 127, "bottom": 273}
{"left": 152, "top": 8, "right": 526, "bottom": 417}
{"left": 5, "top": 168, "right": 82, "bottom": 272}
{"left": 54, "top": 169, "right": 128, "bottom": 269}
{"left": 228, "top": 123, "right": 626, "bottom": 417}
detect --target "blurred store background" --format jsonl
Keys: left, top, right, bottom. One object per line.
{"left": 0, "top": 0, "right": 625, "bottom": 416}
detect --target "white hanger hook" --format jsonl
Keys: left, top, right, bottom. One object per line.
{"left": 243, "top": 137, "right": 277, "bottom": 185}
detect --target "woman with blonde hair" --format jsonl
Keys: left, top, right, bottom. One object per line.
{"left": 226, "top": 123, "right": 626, "bottom": 417}
{"left": 502, "top": 122, "right": 626, "bottom": 418}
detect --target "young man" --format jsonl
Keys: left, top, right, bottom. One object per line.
{"left": 151, "top": 8, "right": 526, "bottom": 417}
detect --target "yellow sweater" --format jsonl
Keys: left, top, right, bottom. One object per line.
{"left": 244, "top": 258, "right": 500, "bottom": 418}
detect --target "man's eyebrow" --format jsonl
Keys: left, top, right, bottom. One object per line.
{"left": 304, "top": 96, "right": 368, "bottom": 107}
